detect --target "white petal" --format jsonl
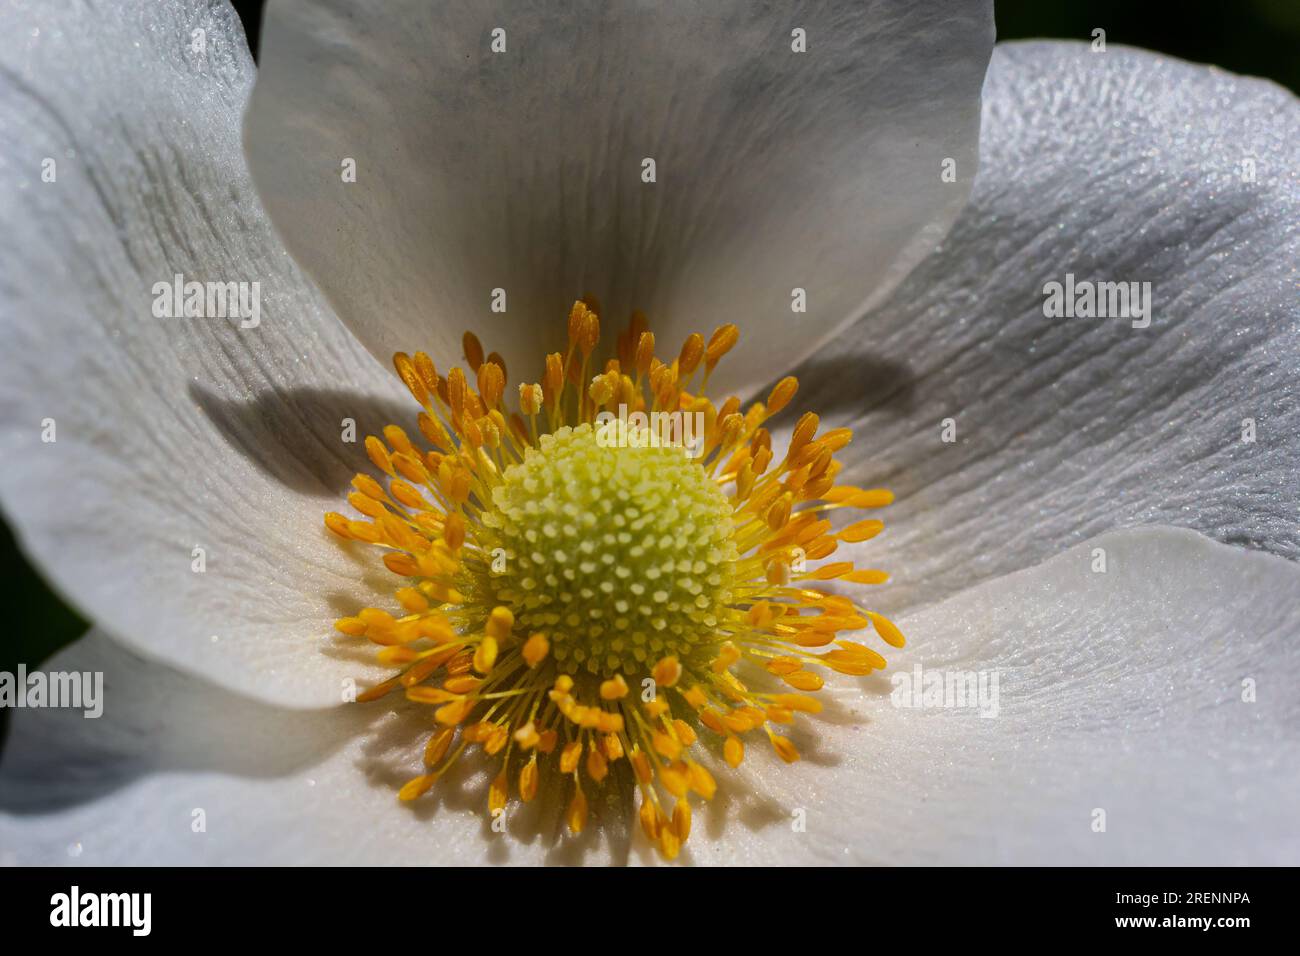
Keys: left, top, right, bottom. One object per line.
{"left": 706, "top": 527, "right": 1300, "bottom": 864}
{"left": 795, "top": 42, "right": 1300, "bottom": 613}
{"left": 0, "top": 0, "right": 409, "bottom": 705}
{"left": 4, "top": 528, "right": 1295, "bottom": 865}
{"left": 245, "top": 0, "right": 993, "bottom": 397}
{"left": 0, "top": 631, "right": 626, "bottom": 865}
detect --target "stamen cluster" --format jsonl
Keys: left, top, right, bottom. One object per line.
{"left": 327, "top": 301, "right": 904, "bottom": 859}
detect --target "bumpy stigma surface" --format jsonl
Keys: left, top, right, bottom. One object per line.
{"left": 484, "top": 424, "right": 737, "bottom": 675}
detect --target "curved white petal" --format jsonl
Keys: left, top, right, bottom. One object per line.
{"left": 792, "top": 42, "right": 1300, "bottom": 613}
{"left": 4, "top": 528, "right": 1296, "bottom": 865}
{"left": 0, "top": 0, "right": 409, "bottom": 705}
{"left": 245, "top": 0, "right": 993, "bottom": 397}
{"left": 0, "top": 630, "right": 628, "bottom": 865}
{"left": 719, "top": 527, "right": 1300, "bottom": 864}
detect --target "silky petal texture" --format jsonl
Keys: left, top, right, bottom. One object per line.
{"left": 0, "top": 0, "right": 408, "bottom": 705}
{"left": 793, "top": 42, "right": 1300, "bottom": 615}
{"left": 2, "top": 528, "right": 1295, "bottom": 865}
{"left": 244, "top": 0, "right": 992, "bottom": 398}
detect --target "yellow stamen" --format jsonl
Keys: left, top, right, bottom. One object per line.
{"left": 567, "top": 788, "right": 588, "bottom": 834}
{"left": 399, "top": 774, "right": 439, "bottom": 801}
{"left": 329, "top": 303, "right": 903, "bottom": 861}
{"left": 522, "top": 632, "right": 549, "bottom": 667}
{"left": 599, "top": 674, "right": 629, "bottom": 700}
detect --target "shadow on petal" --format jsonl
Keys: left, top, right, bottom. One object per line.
{"left": 789, "top": 353, "right": 918, "bottom": 420}
{"left": 0, "top": 633, "right": 368, "bottom": 814}
{"left": 189, "top": 383, "right": 417, "bottom": 496}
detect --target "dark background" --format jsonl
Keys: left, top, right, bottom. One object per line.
{"left": 229, "top": 0, "right": 1300, "bottom": 91}
{"left": 998, "top": 0, "right": 1299, "bottom": 93}
{"left": 3, "top": 0, "right": 1298, "bottom": 747}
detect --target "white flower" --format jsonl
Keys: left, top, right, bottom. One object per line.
{"left": 0, "top": 0, "right": 1296, "bottom": 865}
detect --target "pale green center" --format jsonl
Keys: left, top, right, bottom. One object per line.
{"left": 485, "top": 423, "right": 737, "bottom": 676}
